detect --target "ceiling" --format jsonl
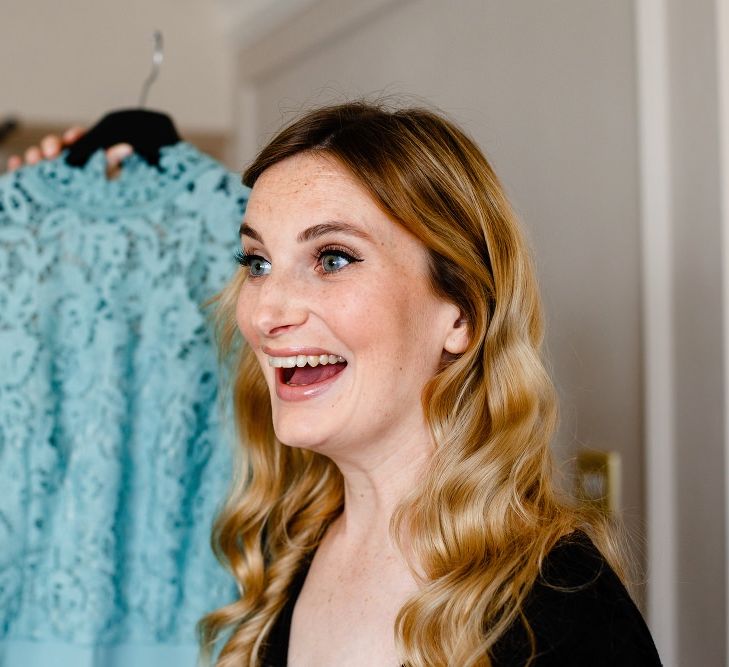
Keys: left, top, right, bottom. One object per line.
{"left": 215, "top": 0, "right": 321, "bottom": 47}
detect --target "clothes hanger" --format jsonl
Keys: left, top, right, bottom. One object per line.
{"left": 65, "top": 30, "right": 180, "bottom": 168}
{"left": 0, "top": 116, "right": 19, "bottom": 145}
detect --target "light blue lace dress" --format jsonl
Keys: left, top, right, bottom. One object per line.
{"left": 0, "top": 144, "right": 249, "bottom": 666}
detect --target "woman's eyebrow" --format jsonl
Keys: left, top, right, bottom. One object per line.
{"left": 239, "top": 221, "right": 373, "bottom": 243}
{"left": 297, "top": 221, "right": 372, "bottom": 243}
{"left": 239, "top": 223, "right": 262, "bottom": 241}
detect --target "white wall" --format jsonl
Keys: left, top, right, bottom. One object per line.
{"left": 0, "top": 0, "right": 233, "bottom": 132}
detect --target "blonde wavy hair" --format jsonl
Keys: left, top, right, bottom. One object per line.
{"left": 198, "top": 101, "right": 625, "bottom": 666}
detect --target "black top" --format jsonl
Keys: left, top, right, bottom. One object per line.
{"left": 260, "top": 532, "right": 662, "bottom": 666}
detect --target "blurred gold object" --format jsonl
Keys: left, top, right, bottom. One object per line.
{"left": 575, "top": 450, "right": 621, "bottom": 515}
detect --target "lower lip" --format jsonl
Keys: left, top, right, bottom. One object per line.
{"left": 274, "top": 364, "right": 346, "bottom": 402}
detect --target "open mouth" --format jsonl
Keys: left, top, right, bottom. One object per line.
{"left": 269, "top": 353, "right": 347, "bottom": 388}
{"left": 280, "top": 362, "right": 346, "bottom": 386}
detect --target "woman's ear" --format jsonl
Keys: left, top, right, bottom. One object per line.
{"left": 444, "top": 313, "right": 470, "bottom": 355}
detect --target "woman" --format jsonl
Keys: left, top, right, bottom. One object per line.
{"left": 196, "top": 102, "right": 661, "bottom": 666}
{"left": 14, "top": 102, "right": 660, "bottom": 666}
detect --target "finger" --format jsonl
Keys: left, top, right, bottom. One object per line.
{"left": 106, "top": 143, "right": 133, "bottom": 168}
{"left": 62, "top": 126, "right": 86, "bottom": 145}
{"left": 24, "top": 146, "right": 42, "bottom": 165}
{"left": 6, "top": 155, "right": 22, "bottom": 172}
{"left": 40, "top": 134, "right": 62, "bottom": 158}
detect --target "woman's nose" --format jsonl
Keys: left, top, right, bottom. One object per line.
{"left": 248, "top": 271, "right": 309, "bottom": 337}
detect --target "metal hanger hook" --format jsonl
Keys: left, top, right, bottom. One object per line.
{"left": 139, "top": 30, "right": 164, "bottom": 108}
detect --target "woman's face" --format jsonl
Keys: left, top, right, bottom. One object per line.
{"left": 236, "top": 153, "right": 465, "bottom": 457}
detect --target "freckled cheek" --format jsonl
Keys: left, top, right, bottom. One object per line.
{"left": 235, "top": 295, "right": 273, "bottom": 384}
{"left": 339, "top": 287, "right": 419, "bottom": 361}
{"left": 322, "top": 290, "right": 386, "bottom": 352}
{"left": 380, "top": 288, "right": 437, "bottom": 365}
{"left": 235, "top": 291, "right": 258, "bottom": 346}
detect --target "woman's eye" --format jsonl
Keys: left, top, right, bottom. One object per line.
{"left": 248, "top": 257, "right": 271, "bottom": 276}
{"left": 318, "top": 250, "right": 361, "bottom": 273}
{"left": 235, "top": 250, "right": 271, "bottom": 276}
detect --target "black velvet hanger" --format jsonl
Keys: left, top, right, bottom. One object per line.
{"left": 64, "top": 108, "right": 180, "bottom": 168}
{"left": 0, "top": 116, "right": 18, "bottom": 145}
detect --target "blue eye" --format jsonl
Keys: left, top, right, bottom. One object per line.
{"left": 248, "top": 257, "right": 271, "bottom": 276}
{"left": 318, "top": 248, "right": 362, "bottom": 273}
{"left": 235, "top": 250, "right": 271, "bottom": 276}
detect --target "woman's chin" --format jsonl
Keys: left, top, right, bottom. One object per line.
{"left": 272, "top": 420, "right": 330, "bottom": 453}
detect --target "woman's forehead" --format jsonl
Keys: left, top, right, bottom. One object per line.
{"left": 252, "top": 153, "right": 361, "bottom": 196}
{"left": 245, "top": 154, "right": 388, "bottom": 234}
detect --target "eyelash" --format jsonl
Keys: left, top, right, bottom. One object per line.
{"left": 234, "top": 249, "right": 253, "bottom": 267}
{"left": 315, "top": 245, "right": 363, "bottom": 273}
{"left": 234, "top": 245, "right": 363, "bottom": 274}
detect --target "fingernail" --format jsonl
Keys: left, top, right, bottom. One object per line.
{"left": 63, "top": 126, "right": 85, "bottom": 143}
{"left": 107, "top": 143, "right": 133, "bottom": 166}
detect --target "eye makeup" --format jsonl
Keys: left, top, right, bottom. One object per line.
{"left": 235, "top": 243, "right": 364, "bottom": 275}
{"left": 314, "top": 244, "right": 363, "bottom": 274}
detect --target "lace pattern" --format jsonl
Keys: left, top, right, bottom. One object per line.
{"left": 0, "top": 143, "right": 248, "bottom": 648}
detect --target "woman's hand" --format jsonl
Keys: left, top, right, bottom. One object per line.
{"left": 6, "top": 127, "right": 133, "bottom": 172}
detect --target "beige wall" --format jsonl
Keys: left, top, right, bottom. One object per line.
{"left": 234, "top": 1, "right": 729, "bottom": 663}
{"left": 0, "top": 0, "right": 233, "bottom": 133}
{"left": 667, "top": 0, "right": 726, "bottom": 664}
{"left": 237, "top": 0, "right": 645, "bottom": 585}
{"left": 4, "top": 1, "right": 726, "bottom": 663}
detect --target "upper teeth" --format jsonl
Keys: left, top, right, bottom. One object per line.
{"left": 268, "top": 354, "right": 346, "bottom": 368}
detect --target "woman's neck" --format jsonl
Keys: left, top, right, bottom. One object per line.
{"left": 325, "top": 432, "right": 433, "bottom": 553}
